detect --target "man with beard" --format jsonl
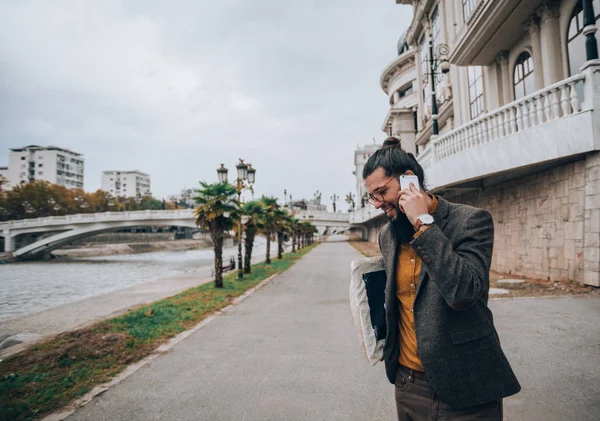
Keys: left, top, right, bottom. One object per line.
{"left": 363, "top": 137, "right": 520, "bottom": 420}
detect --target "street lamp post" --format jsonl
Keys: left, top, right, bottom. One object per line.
{"left": 331, "top": 193, "right": 338, "bottom": 213}
{"left": 345, "top": 192, "right": 356, "bottom": 212}
{"left": 217, "top": 160, "right": 256, "bottom": 279}
{"left": 426, "top": 39, "right": 450, "bottom": 137}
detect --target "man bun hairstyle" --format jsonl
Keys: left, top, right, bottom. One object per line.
{"left": 382, "top": 137, "right": 401, "bottom": 147}
{"left": 362, "top": 136, "right": 427, "bottom": 190}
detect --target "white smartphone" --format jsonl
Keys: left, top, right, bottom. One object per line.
{"left": 399, "top": 175, "right": 419, "bottom": 191}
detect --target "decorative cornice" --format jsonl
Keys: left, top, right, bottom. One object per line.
{"left": 495, "top": 51, "right": 509, "bottom": 66}
{"left": 380, "top": 49, "right": 416, "bottom": 94}
{"left": 523, "top": 16, "right": 540, "bottom": 35}
{"left": 405, "top": 0, "right": 435, "bottom": 46}
{"left": 536, "top": 0, "right": 560, "bottom": 23}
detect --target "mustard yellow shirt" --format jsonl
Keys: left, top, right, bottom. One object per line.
{"left": 395, "top": 195, "right": 438, "bottom": 372}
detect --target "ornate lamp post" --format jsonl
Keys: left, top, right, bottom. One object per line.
{"left": 330, "top": 193, "right": 338, "bottom": 213}
{"left": 425, "top": 39, "right": 450, "bottom": 136}
{"left": 345, "top": 192, "right": 356, "bottom": 212}
{"left": 217, "top": 159, "right": 256, "bottom": 279}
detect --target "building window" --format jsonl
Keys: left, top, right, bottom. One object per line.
{"left": 38, "top": 163, "right": 43, "bottom": 168}
{"left": 21, "top": 157, "right": 26, "bottom": 160}
{"left": 39, "top": 172, "right": 43, "bottom": 176}
{"left": 567, "top": 0, "right": 600, "bottom": 76}
{"left": 468, "top": 66, "right": 485, "bottom": 119}
{"left": 514, "top": 52, "right": 535, "bottom": 100}
{"left": 398, "top": 84, "right": 414, "bottom": 99}
{"left": 463, "top": 0, "right": 479, "bottom": 22}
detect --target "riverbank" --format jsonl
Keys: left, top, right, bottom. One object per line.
{"left": 0, "top": 244, "right": 318, "bottom": 421}
{"left": 0, "top": 241, "right": 289, "bottom": 355}
{"left": 52, "top": 239, "right": 234, "bottom": 259}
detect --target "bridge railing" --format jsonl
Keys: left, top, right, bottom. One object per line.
{"left": 293, "top": 210, "right": 350, "bottom": 222}
{"left": 0, "top": 209, "right": 197, "bottom": 229}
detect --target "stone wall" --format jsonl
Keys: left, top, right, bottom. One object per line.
{"left": 451, "top": 151, "right": 599, "bottom": 286}
{"left": 363, "top": 214, "right": 388, "bottom": 244}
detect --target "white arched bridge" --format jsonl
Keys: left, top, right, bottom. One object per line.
{"left": 0, "top": 209, "right": 357, "bottom": 260}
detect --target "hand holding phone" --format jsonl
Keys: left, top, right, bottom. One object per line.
{"left": 399, "top": 175, "right": 419, "bottom": 191}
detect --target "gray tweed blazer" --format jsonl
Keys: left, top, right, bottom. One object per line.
{"left": 378, "top": 196, "right": 521, "bottom": 408}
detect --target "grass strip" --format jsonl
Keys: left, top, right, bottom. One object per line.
{"left": 0, "top": 243, "right": 318, "bottom": 421}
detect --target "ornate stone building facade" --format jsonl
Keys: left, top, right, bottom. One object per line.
{"left": 355, "top": 0, "right": 600, "bottom": 286}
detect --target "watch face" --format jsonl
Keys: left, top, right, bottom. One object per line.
{"left": 420, "top": 214, "right": 434, "bottom": 224}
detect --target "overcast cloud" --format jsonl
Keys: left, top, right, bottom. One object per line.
{"left": 0, "top": 0, "right": 412, "bottom": 210}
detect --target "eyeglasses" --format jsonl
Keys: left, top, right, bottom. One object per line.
{"left": 365, "top": 175, "right": 397, "bottom": 205}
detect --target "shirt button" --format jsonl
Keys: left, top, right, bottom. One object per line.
{"left": 411, "top": 308, "right": 414, "bottom": 313}
{"left": 410, "top": 283, "right": 415, "bottom": 289}
{"left": 410, "top": 258, "right": 415, "bottom": 263}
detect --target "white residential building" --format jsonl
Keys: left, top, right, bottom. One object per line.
{"left": 101, "top": 170, "right": 151, "bottom": 198}
{"left": 0, "top": 166, "right": 9, "bottom": 190}
{"left": 7, "top": 145, "right": 84, "bottom": 189}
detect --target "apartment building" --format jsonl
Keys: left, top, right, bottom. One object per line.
{"left": 101, "top": 170, "right": 151, "bottom": 198}
{"left": 6, "top": 145, "right": 84, "bottom": 189}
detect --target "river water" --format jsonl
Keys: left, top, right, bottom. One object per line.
{"left": 0, "top": 238, "right": 269, "bottom": 322}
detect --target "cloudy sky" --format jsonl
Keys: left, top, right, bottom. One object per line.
{"left": 0, "top": 0, "right": 412, "bottom": 211}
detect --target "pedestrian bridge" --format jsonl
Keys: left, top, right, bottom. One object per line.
{"left": 0, "top": 209, "right": 353, "bottom": 260}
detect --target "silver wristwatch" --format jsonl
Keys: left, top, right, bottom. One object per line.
{"left": 415, "top": 214, "right": 434, "bottom": 230}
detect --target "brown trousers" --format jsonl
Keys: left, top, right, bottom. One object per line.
{"left": 395, "top": 365, "right": 503, "bottom": 421}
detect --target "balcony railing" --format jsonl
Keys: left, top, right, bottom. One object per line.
{"left": 432, "top": 74, "right": 584, "bottom": 163}
{"left": 415, "top": 69, "right": 597, "bottom": 191}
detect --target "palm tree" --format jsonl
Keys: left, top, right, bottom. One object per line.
{"left": 241, "top": 200, "right": 265, "bottom": 274}
{"left": 308, "top": 224, "right": 318, "bottom": 245}
{"left": 275, "top": 209, "right": 291, "bottom": 259}
{"left": 194, "top": 181, "right": 238, "bottom": 288}
{"left": 289, "top": 217, "right": 300, "bottom": 253}
{"left": 298, "top": 222, "right": 317, "bottom": 248}
{"left": 260, "top": 196, "right": 279, "bottom": 264}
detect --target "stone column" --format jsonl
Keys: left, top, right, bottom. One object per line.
{"left": 483, "top": 64, "right": 500, "bottom": 111}
{"left": 538, "top": 0, "right": 564, "bottom": 85}
{"left": 525, "top": 17, "right": 544, "bottom": 91}
{"left": 496, "top": 52, "right": 511, "bottom": 105}
{"left": 3, "top": 230, "right": 14, "bottom": 252}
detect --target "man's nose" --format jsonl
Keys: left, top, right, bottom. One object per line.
{"left": 373, "top": 200, "right": 383, "bottom": 209}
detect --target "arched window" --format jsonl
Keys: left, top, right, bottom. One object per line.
{"left": 567, "top": 0, "right": 600, "bottom": 76}
{"left": 514, "top": 52, "right": 534, "bottom": 100}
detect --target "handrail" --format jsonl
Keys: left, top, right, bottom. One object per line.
{"left": 422, "top": 73, "right": 586, "bottom": 164}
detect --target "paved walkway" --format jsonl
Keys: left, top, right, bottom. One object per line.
{"left": 67, "top": 242, "right": 600, "bottom": 421}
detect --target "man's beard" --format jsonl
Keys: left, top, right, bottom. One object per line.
{"left": 389, "top": 208, "right": 416, "bottom": 245}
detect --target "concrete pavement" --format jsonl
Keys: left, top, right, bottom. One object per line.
{"left": 492, "top": 295, "right": 600, "bottom": 421}
{"left": 66, "top": 242, "right": 600, "bottom": 421}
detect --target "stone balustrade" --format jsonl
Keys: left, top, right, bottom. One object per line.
{"left": 416, "top": 67, "right": 599, "bottom": 191}
{"left": 433, "top": 73, "right": 584, "bottom": 164}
